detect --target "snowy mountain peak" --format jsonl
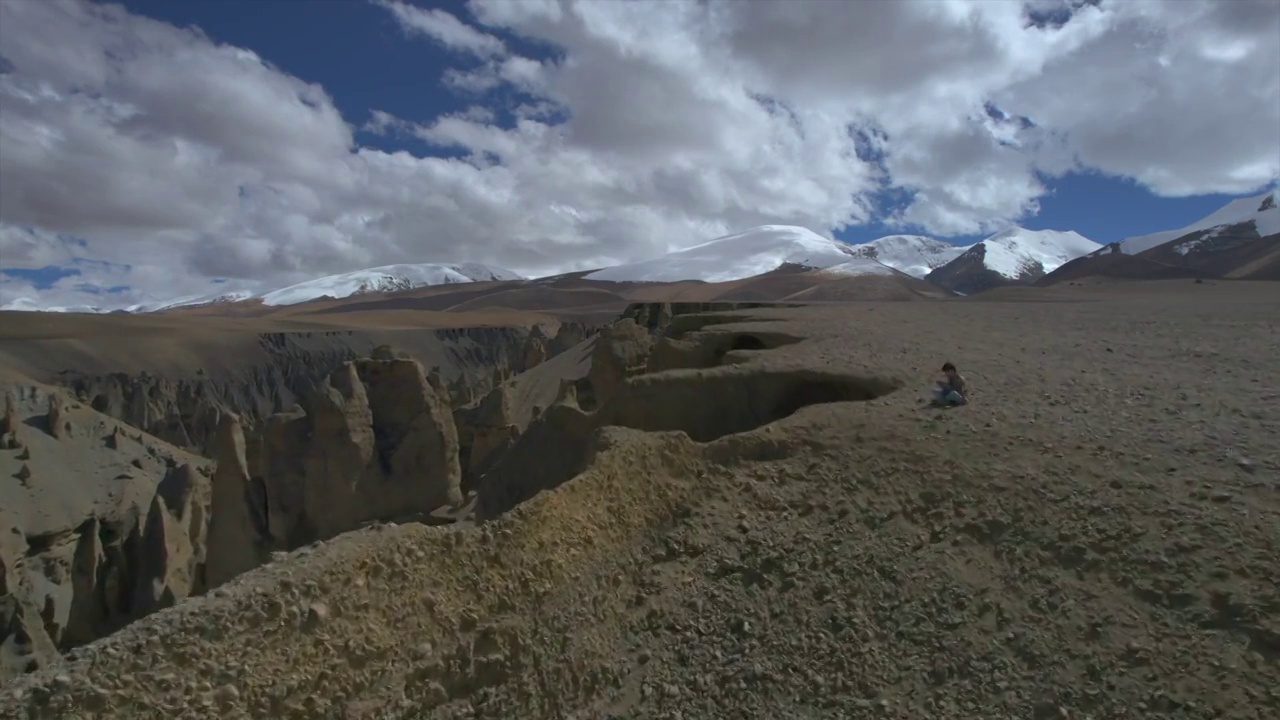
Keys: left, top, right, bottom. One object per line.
{"left": 975, "top": 227, "right": 1100, "bottom": 278}
{"left": 583, "top": 225, "right": 860, "bottom": 283}
{"left": 847, "top": 234, "right": 966, "bottom": 278}
{"left": 259, "top": 263, "right": 522, "bottom": 307}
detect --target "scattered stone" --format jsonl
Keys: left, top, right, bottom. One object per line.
{"left": 213, "top": 683, "right": 240, "bottom": 708}
{"left": 304, "top": 602, "right": 330, "bottom": 630}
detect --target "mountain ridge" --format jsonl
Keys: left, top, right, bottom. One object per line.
{"left": 1102, "top": 190, "right": 1279, "bottom": 256}
{"left": 1040, "top": 191, "right": 1280, "bottom": 285}
{"left": 4, "top": 191, "right": 1278, "bottom": 314}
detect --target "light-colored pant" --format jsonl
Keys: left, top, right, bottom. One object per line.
{"left": 931, "top": 387, "right": 966, "bottom": 405}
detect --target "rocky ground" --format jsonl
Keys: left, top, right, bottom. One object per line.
{"left": 2, "top": 280, "right": 1279, "bottom": 719}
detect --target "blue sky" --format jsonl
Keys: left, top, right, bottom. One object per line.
{"left": 1, "top": 0, "right": 1276, "bottom": 307}
{"left": 111, "top": 0, "right": 1252, "bottom": 247}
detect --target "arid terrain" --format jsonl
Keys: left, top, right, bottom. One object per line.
{"left": 1, "top": 279, "right": 1279, "bottom": 719}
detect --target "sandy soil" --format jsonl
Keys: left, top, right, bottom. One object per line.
{"left": 2, "top": 279, "right": 1279, "bottom": 719}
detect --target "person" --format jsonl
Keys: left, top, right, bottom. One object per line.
{"left": 931, "top": 362, "right": 968, "bottom": 406}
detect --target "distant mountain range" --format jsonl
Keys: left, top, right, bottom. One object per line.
{"left": 2, "top": 190, "right": 1276, "bottom": 313}
{"left": 255, "top": 263, "right": 521, "bottom": 307}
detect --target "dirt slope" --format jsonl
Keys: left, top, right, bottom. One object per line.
{"left": 3, "top": 282, "right": 1280, "bottom": 719}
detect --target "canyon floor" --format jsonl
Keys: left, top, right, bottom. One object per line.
{"left": 2, "top": 279, "right": 1279, "bottom": 719}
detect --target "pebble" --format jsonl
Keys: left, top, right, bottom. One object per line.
{"left": 213, "top": 684, "right": 240, "bottom": 707}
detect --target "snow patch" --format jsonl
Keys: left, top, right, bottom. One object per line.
{"left": 584, "top": 225, "right": 859, "bottom": 283}
{"left": 1172, "top": 226, "right": 1228, "bottom": 256}
{"left": 821, "top": 259, "right": 900, "bottom": 277}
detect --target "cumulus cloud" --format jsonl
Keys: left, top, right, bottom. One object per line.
{"left": 0, "top": 0, "right": 1276, "bottom": 310}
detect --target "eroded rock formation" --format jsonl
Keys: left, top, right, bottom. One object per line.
{"left": 584, "top": 319, "right": 654, "bottom": 410}
{"left": 454, "top": 383, "right": 520, "bottom": 488}
{"left": 0, "top": 386, "right": 216, "bottom": 679}
{"left": 252, "top": 356, "right": 463, "bottom": 550}
{"left": 206, "top": 414, "right": 264, "bottom": 589}
{"left": 46, "top": 325, "right": 583, "bottom": 456}
{"left": 133, "top": 464, "right": 211, "bottom": 616}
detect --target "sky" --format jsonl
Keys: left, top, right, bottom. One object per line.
{"left": 0, "top": 0, "right": 1278, "bottom": 311}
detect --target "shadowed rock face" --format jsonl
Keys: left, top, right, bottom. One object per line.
{"left": 453, "top": 384, "right": 519, "bottom": 493}
{"left": 132, "top": 464, "right": 210, "bottom": 616}
{"left": 619, "top": 302, "right": 795, "bottom": 335}
{"left": 205, "top": 414, "right": 263, "bottom": 589}
{"left": 247, "top": 357, "right": 463, "bottom": 552}
{"left": 583, "top": 319, "right": 654, "bottom": 411}
{"left": 0, "top": 352, "right": 469, "bottom": 677}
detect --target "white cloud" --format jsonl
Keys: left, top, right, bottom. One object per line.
{"left": 375, "top": 0, "right": 505, "bottom": 57}
{"left": 993, "top": 0, "right": 1280, "bottom": 196}
{"left": 0, "top": 225, "right": 83, "bottom": 270}
{"left": 0, "top": 0, "right": 1276, "bottom": 310}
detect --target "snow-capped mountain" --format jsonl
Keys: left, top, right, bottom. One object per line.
{"left": 126, "top": 290, "right": 256, "bottom": 313}
{"left": 1105, "top": 190, "right": 1279, "bottom": 255}
{"left": 926, "top": 227, "right": 1100, "bottom": 294}
{"left": 258, "top": 263, "right": 522, "bottom": 307}
{"left": 583, "top": 225, "right": 861, "bottom": 283}
{"left": 1039, "top": 191, "right": 1280, "bottom": 285}
{"left": 845, "top": 235, "right": 967, "bottom": 278}
{"left": 976, "top": 227, "right": 1100, "bottom": 277}
{"left": 0, "top": 263, "right": 523, "bottom": 313}
{"left": 0, "top": 297, "right": 108, "bottom": 314}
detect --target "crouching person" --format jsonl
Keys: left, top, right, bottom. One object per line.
{"left": 931, "top": 362, "right": 968, "bottom": 406}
